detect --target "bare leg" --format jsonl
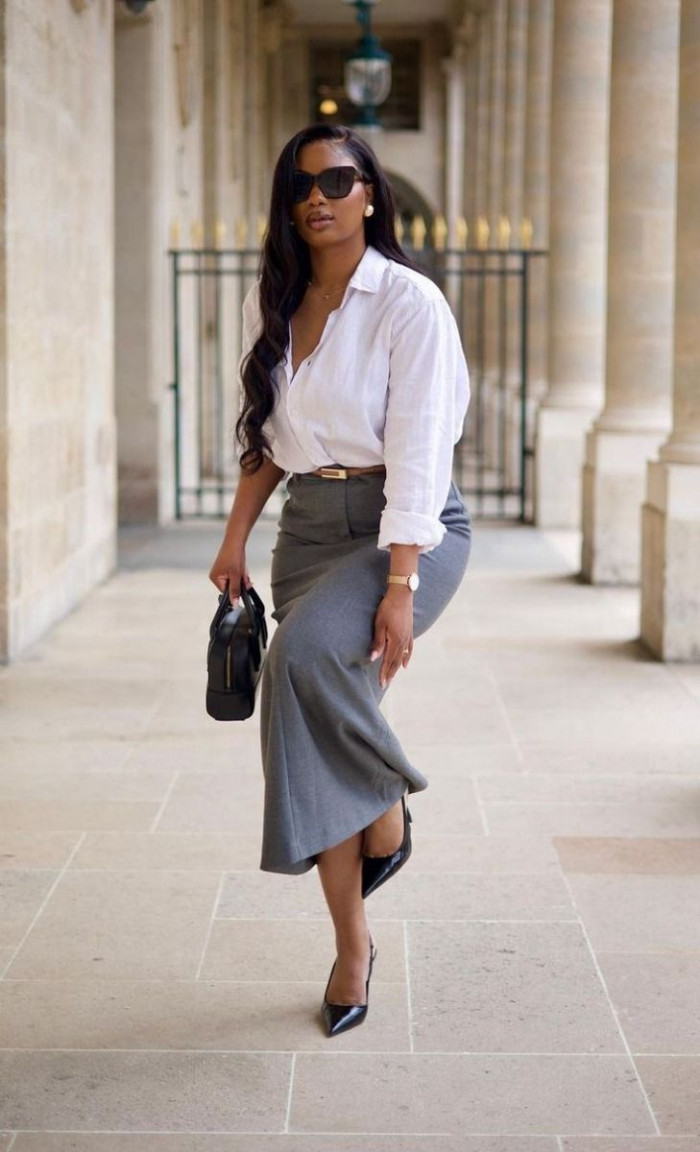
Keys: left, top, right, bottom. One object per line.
{"left": 316, "top": 831, "right": 372, "bottom": 1005}
{"left": 362, "top": 797, "right": 405, "bottom": 858}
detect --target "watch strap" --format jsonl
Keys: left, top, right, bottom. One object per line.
{"left": 387, "top": 573, "right": 419, "bottom": 590}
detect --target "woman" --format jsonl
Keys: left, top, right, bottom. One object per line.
{"left": 209, "top": 123, "right": 471, "bottom": 1038}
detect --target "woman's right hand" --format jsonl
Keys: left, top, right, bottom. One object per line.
{"left": 208, "top": 537, "right": 252, "bottom": 605}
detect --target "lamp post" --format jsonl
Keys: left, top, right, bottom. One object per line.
{"left": 341, "top": 0, "right": 392, "bottom": 128}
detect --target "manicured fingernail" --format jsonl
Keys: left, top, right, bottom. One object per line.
{"left": 370, "top": 651, "right": 379, "bottom": 661}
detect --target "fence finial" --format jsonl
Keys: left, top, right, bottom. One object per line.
{"left": 215, "top": 220, "right": 227, "bottom": 248}
{"left": 410, "top": 215, "right": 427, "bottom": 251}
{"left": 433, "top": 214, "right": 448, "bottom": 252}
{"left": 476, "top": 216, "right": 490, "bottom": 250}
{"left": 257, "top": 215, "right": 268, "bottom": 246}
{"left": 235, "top": 218, "right": 249, "bottom": 249}
{"left": 190, "top": 219, "right": 204, "bottom": 248}
{"left": 520, "top": 217, "right": 534, "bottom": 249}
{"left": 170, "top": 218, "right": 181, "bottom": 248}
{"left": 498, "top": 215, "right": 511, "bottom": 250}
{"left": 455, "top": 216, "right": 469, "bottom": 251}
{"left": 395, "top": 214, "right": 405, "bottom": 242}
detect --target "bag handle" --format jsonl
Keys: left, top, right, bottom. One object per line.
{"left": 213, "top": 579, "right": 266, "bottom": 643}
{"left": 241, "top": 582, "right": 267, "bottom": 647}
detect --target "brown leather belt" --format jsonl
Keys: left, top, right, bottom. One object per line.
{"left": 304, "top": 464, "right": 386, "bottom": 480}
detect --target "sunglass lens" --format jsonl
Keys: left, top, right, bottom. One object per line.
{"left": 318, "top": 167, "right": 356, "bottom": 198}
{"left": 292, "top": 172, "right": 314, "bottom": 203}
{"left": 292, "top": 167, "right": 358, "bottom": 203}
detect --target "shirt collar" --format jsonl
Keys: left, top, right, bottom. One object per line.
{"left": 346, "top": 245, "right": 389, "bottom": 295}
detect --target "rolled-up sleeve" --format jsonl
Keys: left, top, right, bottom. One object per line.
{"left": 378, "top": 297, "right": 470, "bottom": 554}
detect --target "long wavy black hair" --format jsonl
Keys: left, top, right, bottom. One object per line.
{"left": 236, "top": 123, "right": 418, "bottom": 474}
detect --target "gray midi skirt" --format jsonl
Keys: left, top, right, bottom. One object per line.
{"left": 258, "top": 469, "right": 472, "bottom": 875}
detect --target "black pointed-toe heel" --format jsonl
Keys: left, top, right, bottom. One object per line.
{"left": 361, "top": 794, "right": 412, "bottom": 899}
{"left": 322, "top": 938, "right": 377, "bottom": 1039}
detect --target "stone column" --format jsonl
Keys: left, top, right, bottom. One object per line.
{"left": 444, "top": 49, "right": 467, "bottom": 244}
{"left": 462, "top": 15, "right": 490, "bottom": 368}
{"left": 443, "top": 44, "right": 466, "bottom": 316}
{"left": 0, "top": 51, "right": 9, "bottom": 658}
{"left": 521, "top": 0, "right": 552, "bottom": 518}
{"left": 484, "top": 0, "right": 507, "bottom": 380}
{"left": 503, "top": 0, "right": 528, "bottom": 261}
{"left": 522, "top": 0, "right": 552, "bottom": 404}
{"left": 581, "top": 0, "right": 680, "bottom": 585}
{"left": 473, "top": 11, "right": 491, "bottom": 229}
{"left": 486, "top": 0, "right": 507, "bottom": 233}
{"left": 244, "top": 0, "right": 263, "bottom": 243}
{"left": 278, "top": 28, "right": 308, "bottom": 148}
{"left": 116, "top": 0, "right": 205, "bottom": 523}
{"left": 262, "top": 2, "right": 288, "bottom": 188}
{"left": 534, "top": 0, "right": 613, "bottom": 528}
{"left": 462, "top": 12, "right": 491, "bottom": 386}
{"left": 483, "top": 0, "right": 507, "bottom": 474}
{"left": 444, "top": 23, "right": 472, "bottom": 318}
{"left": 115, "top": 8, "right": 163, "bottom": 522}
{"left": 641, "top": 0, "right": 700, "bottom": 661}
{"left": 462, "top": 22, "right": 480, "bottom": 234}
{"left": 502, "top": 0, "right": 528, "bottom": 488}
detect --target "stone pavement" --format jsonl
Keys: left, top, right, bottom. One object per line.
{"left": 1, "top": 518, "right": 700, "bottom": 1149}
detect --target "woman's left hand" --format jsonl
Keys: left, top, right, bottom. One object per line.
{"left": 369, "top": 588, "right": 414, "bottom": 689}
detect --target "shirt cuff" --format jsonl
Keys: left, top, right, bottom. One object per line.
{"left": 377, "top": 507, "right": 446, "bottom": 554}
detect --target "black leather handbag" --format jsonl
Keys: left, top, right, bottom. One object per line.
{"left": 206, "top": 581, "right": 268, "bottom": 721}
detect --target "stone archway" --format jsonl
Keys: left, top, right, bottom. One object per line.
{"left": 386, "top": 169, "right": 436, "bottom": 240}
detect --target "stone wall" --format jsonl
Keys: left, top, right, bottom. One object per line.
{"left": 0, "top": 0, "right": 116, "bottom": 661}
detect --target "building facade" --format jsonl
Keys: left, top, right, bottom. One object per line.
{"left": 0, "top": 0, "right": 698, "bottom": 661}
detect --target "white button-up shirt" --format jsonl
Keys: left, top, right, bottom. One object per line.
{"left": 239, "top": 244, "right": 470, "bottom": 553}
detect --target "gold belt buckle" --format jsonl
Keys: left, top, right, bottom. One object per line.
{"left": 318, "top": 467, "right": 348, "bottom": 480}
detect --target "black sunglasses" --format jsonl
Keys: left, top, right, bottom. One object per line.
{"left": 292, "top": 165, "right": 365, "bottom": 204}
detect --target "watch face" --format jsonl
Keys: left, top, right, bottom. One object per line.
{"left": 408, "top": 573, "right": 420, "bottom": 592}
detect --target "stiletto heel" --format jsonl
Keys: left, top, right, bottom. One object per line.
{"left": 321, "top": 937, "right": 377, "bottom": 1038}
{"left": 361, "top": 794, "right": 412, "bottom": 899}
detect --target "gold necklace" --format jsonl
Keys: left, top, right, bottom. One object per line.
{"left": 307, "top": 279, "right": 348, "bottom": 301}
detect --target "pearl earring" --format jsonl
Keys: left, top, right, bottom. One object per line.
{"left": 364, "top": 204, "right": 375, "bottom": 218}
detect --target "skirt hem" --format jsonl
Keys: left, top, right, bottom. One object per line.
{"left": 258, "top": 776, "right": 426, "bottom": 875}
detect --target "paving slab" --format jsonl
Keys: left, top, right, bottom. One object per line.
{"left": 597, "top": 953, "right": 700, "bottom": 1053}
{"left": 0, "top": 977, "right": 410, "bottom": 1052}
{"left": 290, "top": 1053, "right": 655, "bottom": 1134}
{"left": 565, "top": 875, "right": 700, "bottom": 954}
{"left": 10, "top": 1137, "right": 559, "bottom": 1152}
{"left": 562, "top": 1140, "right": 698, "bottom": 1151}
{"left": 634, "top": 1056, "right": 700, "bottom": 1135}
{"left": 5, "top": 870, "right": 222, "bottom": 979}
{"left": 0, "top": 1051, "right": 291, "bottom": 1131}
{"left": 199, "top": 917, "right": 406, "bottom": 982}
{"left": 554, "top": 837, "right": 700, "bottom": 875}
{"left": 408, "top": 920, "right": 623, "bottom": 1053}
{"left": 0, "top": 870, "right": 58, "bottom": 947}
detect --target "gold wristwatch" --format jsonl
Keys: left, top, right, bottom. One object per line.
{"left": 387, "top": 572, "right": 420, "bottom": 592}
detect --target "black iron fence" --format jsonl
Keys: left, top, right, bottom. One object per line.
{"left": 169, "top": 244, "right": 547, "bottom": 521}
